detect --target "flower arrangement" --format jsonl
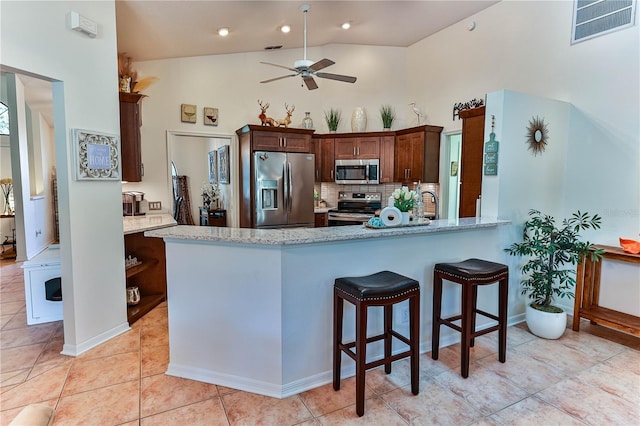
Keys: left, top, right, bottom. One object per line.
{"left": 201, "top": 181, "right": 221, "bottom": 210}
{"left": 392, "top": 186, "right": 419, "bottom": 212}
{"left": 1, "top": 177, "right": 13, "bottom": 215}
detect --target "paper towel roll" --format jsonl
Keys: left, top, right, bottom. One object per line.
{"left": 379, "top": 206, "right": 402, "bottom": 227}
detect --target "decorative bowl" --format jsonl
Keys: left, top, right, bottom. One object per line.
{"left": 619, "top": 238, "right": 640, "bottom": 254}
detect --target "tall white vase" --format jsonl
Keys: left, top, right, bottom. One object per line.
{"left": 351, "top": 107, "right": 367, "bottom": 132}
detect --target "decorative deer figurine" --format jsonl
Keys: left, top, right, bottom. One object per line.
{"left": 258, "top": 100, "right": 275, "bottom": 126}
{"left": 275, "top": 104, "right": 295, "bottom": 128}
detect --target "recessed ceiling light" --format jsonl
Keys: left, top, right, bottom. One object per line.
{"left": 217, "top": 27, "right": 229, "bottom": 37}
{"left": 281, "top": 25, "right": 291, "bottom": 33}
{"left": 341, "top": 22, "right": 351, "bottom": 30}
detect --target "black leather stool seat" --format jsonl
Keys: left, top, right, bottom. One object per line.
{"left": 435, "top": 258, "right": 508, "bottom": 283}
{"left": 432, "top": 258, "right": 509, "bottom": 378}
{"left": 335, "top": 271, "right": 419, "bottom": 301}
{"left": 334, "top": 270, "right": 420, "bottom": 416}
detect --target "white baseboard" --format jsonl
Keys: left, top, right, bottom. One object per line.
{"left": 61, "top": 322, "right": 130, "bottom": 356}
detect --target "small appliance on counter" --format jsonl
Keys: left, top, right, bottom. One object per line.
{"left": 122, "top": 191, "right": 145, "bottom": 216}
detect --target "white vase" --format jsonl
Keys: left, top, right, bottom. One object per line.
{"left": 525, "top": 304, "right": 567, "bottom": 339}
{"left": 351, "top": 107, "right": 367, "bottom": 132}
{"left": 400, "top": 212, "right": 410, "bottom": 225}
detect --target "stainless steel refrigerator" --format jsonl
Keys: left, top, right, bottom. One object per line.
{"left": 254, "top": 151, "right": 315, "bottom": 228}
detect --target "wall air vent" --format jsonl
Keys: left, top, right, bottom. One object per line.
{"left": 572, "top": 0, "right": 636, "bottom": 44}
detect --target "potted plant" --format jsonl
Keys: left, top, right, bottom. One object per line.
{"left": 380, "top": 104, "right": 396, "bottom": 130}
{"left": 505, "top": 209, "right": 604, "bottom": 339}
{"left": 324, "top": 108, "right": 341, "bottom": 133}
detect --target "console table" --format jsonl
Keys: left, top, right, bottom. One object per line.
{"left": 0, "top": 214, "right": 16, "bottom": 259}
{"left": 573, "top": 244, "right": 640, "bottom": 336}
{"left": 199, "top": 208, "right": 226, "bottom": 227}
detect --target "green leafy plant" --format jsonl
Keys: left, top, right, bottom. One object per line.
{"left": 380, "top": 104, "right": 396, "bottom": 129}
{"left": 324, "top": 108, "right": 341, "bottom": 132}
{"left": 505, "top": 209, "right": 604, "bottom": 313}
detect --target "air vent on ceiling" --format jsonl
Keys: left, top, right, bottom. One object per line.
{"left": 264, "top": 45, "right": 283, "bottom": 50}
{"left": 572, "top": 0, "right": 636, "bottom": 44}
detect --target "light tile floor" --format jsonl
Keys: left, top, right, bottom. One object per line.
{"left": 1, "top": 258, "right": 639, "bottom": 425}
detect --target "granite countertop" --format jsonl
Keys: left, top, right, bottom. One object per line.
{"left": 145, "top": 217, "right": 510, "bottom": 246}
{"left": 124, "top": 214, "right": 177, "bottom": 235}
{"left": 314, "top": 207, "right": 331, "bottom": 213}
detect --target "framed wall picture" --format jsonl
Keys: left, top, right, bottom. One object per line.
{"left": 208, "top": 150, "right": 217, "bottom": 184}
{"left": 181, "top": 104, "right": 197, "bottom": 123}
{"left": 218, "top": 145, "right": 230, "bottom": 184}
{"left": 204, "top": 107, "right": 218, "bottom": 126}
{"left": 72, "top": 128, "right": 121, "bottom": 180}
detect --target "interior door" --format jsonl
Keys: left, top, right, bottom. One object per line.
{"left": 459, "top": 107, "right": 485, "bottom": 217}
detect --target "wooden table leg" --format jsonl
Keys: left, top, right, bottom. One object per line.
{"left": 573, "top": 259, "right": 586, "bottom": 332}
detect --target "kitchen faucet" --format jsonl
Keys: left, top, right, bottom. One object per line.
{"left": 422, "top": 190, "right": 439, "bottom": 220}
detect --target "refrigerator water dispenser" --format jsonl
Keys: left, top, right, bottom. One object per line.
{"left": 260, "top": 180, "right": 278, "bottom": 210}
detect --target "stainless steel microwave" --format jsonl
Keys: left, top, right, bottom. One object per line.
{"left": 335, "top": 159, "right": 380, "bottom": 185}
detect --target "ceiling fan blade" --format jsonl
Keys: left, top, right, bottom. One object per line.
{"left": 315, "top": 72, "right": 357, "bottom": 83}
{"left": 309, "top": 58, "right": 335, "bottom": 71}
{"left": 260, "top": 61, "right": 299, "bottom": 72}
{"left": 260, "top": 74, "right": 297, "bottom": 83}
{"left": 303, "top": 75, "right": 318, "bottom": 90}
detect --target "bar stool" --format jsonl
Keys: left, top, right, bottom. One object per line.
{"left": 432, "top": 258, "right": 508, "bottom": 378}
{"left": 333, "top": 271, "right": 420, "bottom": 417}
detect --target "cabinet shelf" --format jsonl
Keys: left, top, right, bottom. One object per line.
{"left": 124, "top": 232, "right": 167, "bottom": 325}
{"left": 125, "top": 259, "right": 158, "bottom": 279}
{"left": 127, "top": 293, "right": 165, "bottom": 324}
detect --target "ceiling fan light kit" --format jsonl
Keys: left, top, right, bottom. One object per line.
{"left": 259, "top": 4, "right": 357, "bottom": 90}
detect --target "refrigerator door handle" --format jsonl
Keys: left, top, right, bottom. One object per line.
{"left": 286, "top": 162, "right": 293, "bottom": 212}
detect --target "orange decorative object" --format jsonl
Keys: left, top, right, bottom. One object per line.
{"left": 619, "top": 238, "right": 640, "bottom": 254}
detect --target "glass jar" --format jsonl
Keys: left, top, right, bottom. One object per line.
{"left": 303, "top": 112, "right": 313, "bottom": 129}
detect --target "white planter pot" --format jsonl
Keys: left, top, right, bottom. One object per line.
{"left": 525, "top": 304, "right": 567, "bottom": 339}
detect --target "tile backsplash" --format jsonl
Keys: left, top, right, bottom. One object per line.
{"left": 315, "top": 182, "right": 439, "bottom": 216}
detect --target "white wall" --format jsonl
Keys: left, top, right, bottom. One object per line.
{"left": 1, "top": 0, "right": 129, "bottom": 354}
{"left": 407, "top": 1, "right": 639, "bottom": 315}
{"left": 126, "top": 44, "right": 408, "bottom": 213}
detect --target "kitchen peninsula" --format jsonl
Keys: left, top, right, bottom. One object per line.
{"left": 146, "top": 217, "right": 510, "bottom": 398}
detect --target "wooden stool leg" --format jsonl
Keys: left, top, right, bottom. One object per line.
{"left": 355, "top": 301, "right": 367, "bottom": 417}
{"left": 333, "top": 291, "right": 343, "bottom": 391}
{"left": 470, "top": 284, "right": 478, "bottom": 347}
{"left": 432, "top": 272, "right": 443, "bottom": 360}
{"left": 384, "top": 304, "right": 392, "bottom": 374}
{"left": 461, "top": 282, "right": 472, "bottom": 378}
{"left": 410, "top": 293, "right": 420, "bottom": 395}
{"left": 498, "top": 277, "right": 508, "bottom": 363}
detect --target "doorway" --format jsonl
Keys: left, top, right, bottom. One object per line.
{"left": 443, "top": 132, "right": 462, "bottom": 220}
{"left": 0, "top": 71, "right": 57, "bottom": 260}
{"left": 166, "top": 131, "right": 234, "bottom": 227}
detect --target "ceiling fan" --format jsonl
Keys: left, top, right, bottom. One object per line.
{"left": 259, "top": 4, "right": 357, "bottom": 90}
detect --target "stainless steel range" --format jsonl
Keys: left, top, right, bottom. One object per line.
{"left": 328, "top": 192, "right": 382, "bottom": 226}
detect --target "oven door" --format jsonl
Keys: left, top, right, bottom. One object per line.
{"left": 327, "top": 211, "right": 372, "bottom": 226}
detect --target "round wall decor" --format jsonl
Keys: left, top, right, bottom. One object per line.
{"left": 526, "top": 116, "right": 549, "bottom": 156}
